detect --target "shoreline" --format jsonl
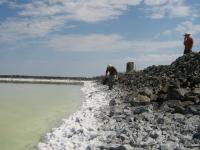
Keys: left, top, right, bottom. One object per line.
{"left": 0, "top": 78, "right": 85, "bottom": 85}
{"left": 39, "top": 53, "right": 200, "bottom": 149}
{"left": 38, "top": 81, "right": 109, "bottom": 150}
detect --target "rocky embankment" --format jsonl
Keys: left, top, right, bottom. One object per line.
{"left": 95, "top": 52, "right": 200, "bottom": 149}
{"left": 38, "top": 53, "right": 200, "bottom": 150}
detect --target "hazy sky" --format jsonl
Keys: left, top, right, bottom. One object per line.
{"left": 0, "top": 0, "right": 200, "bottom": 77}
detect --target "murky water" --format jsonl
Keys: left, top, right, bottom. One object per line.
{"left": 0, "top": 83, "right": 83, "bottom": 150}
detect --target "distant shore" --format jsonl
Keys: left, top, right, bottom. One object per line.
{"left": 0, "top": 75, "right": 95, "bottom": 85}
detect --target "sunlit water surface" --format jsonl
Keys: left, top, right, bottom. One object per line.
{"left": 0, "top": 83, "right": 83, "bottom": 150}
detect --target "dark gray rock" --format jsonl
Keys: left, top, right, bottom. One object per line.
{"left": 157, "top": 93, "right": 167, "bottom": 101}
{"left": 149, "top": 130, "right": 161, "bottom": 139}
{"left": 109, "top": 99, "right": 116, "bottom": 106}
{"left": 108, "top": 109, "right": 115, "bottom": 117}
{"left": 116, "top": 134, "right": 126, "bottom": 142}
{"left": 157, "top": 118, "right": 165, "bottom": 124}
{"left": 167, "top": 88, "right": 188, "bottom": 100}
{"left": 108, "top": 146, "right": 127, "bottom": 150}
{"left": 173, "top": 105, "right": 186, "bottom": 114}
{"left": 86, "top": 146, "right": 92, "bottom": 150}
{"left": 133, "top": 107, "right": 148, "bottom": 114}
{"left": 184, "top": 94, "right": 200, "bottom": 104}
{"left": 186, "top": 106, "right": 200, "bottom": 115}
{"left": 192, "top": 133, "right": 200, "bottom": 140}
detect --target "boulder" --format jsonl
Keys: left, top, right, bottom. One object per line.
{"left": 186, "top": 106, "right": 200, "bottom": 115}
{"left": 184, "top": 94, "right": 200, "bottom": 104}
{"left": 139, "top": 87, "right": 153, "bottom": 98}
{"left": 192, "top": 88, "right": 200, "bottom": 95}
{"left": 108, "top": 146, "right": 127, "bottom": 150}
{"left": 149, "top": 130, "right": 162, "bottom": 139}
{"left": 135, "top": 94, "right": 151, "bottom": 103}
{"left": 192, "top": 133, "right": 200, "bottom": 140}
{"left": 157, "top": 118, "right": 165, "bottom": 124}
{"left": 180, "top": 101, "right": 194, "bottom": 107}
{"left": 133, "top": 106, "right": 148, "bottom": 114}
{"left": 167, "top": 88, "right": 188, "bottom": 100}
{"left": 173, "top": 105, "right": 186, "bottom": 114}
{"left": 109, "top": 99, "right": 116, "bottom": 106}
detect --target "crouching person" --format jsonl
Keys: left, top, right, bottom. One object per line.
{"left": 105, "top": 64, "right": 118, "bottom": 90}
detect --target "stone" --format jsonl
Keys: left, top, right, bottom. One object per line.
{"left": 160, "top": 142, "right": 180, "bottom": 150}
{"left": 157, "top": 93, "right": 167, "bottom": 101}
{"left": 109, "top": 99, "right": 116, "bottom": 106}
{"left": 149, "top": 130, "right": 161, "bottom": 139}
{"left": 157, "top": 118, "right": 165, "bottom": 124}
{"left": 86, "top": 146, "right": 92, "bottom": 150}
{"left": 108, "top": 146, "right": 127, "bottom": 150}
{"left": 169, "top": 80, "right": 181, "bottom": 88}
{"left": 133, "top": 107, "right": 148, "bottom": 114}
{"left": 108, "top": 110, "right": 115, "bottom": 117}
{"left": 173, "top": 113, "right": 185, "bottom": 123}
{"left": 192, "top": 133, "right": 200, "bottom": 140}
{"left": 180, "top": 101, "right": 194, "bottom": 107}
{"left": 185, "top": 106, "right": 200, "bottom": 115}
{"left": 184, "top": 95, "right": 200, "bottom": 104}
{"left": 173, "top": 105, "right": 186, "bottom": 114}
{"left": 139, "top": 87, "right": 153, "bottom": 98}
{"left": 160, "top": 85, "right": 169, "bottom": 93}
{"left": 192, "top": 88, "right": 200, "bottom": 95}
{"left": 135, "top": 94, "right": 151, "bottom": 102}
{"left": 162, "top": 100, "right": 182, "bottom": 108}
{"left": 143, "top": 112, "right": 154, "bottom": 121}
{"left": 116, "top": 134, "right": 126, "bottom": 142}
{"left": 167, "top": 88, "right": 188, "bottom": 100}
{"left": 75, "top": 117, "right": 80, "bottom": 123}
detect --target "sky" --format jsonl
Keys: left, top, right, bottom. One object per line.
{"left": 0, "top": 0, "right": 200, "bottom": 77}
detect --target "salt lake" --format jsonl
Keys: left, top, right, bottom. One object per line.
{"left": 0, "top": 83, "right": 83, "bottom": 150}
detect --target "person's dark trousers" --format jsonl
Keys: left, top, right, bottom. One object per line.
{"left": 184, "top": 49, "right": 192, "bottom": 54}
{"left": 108, "top": 75, "right": 115, "bottom": 90}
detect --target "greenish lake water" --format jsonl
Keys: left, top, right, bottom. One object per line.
{"left": 0, "top": 83, "right": 83, "bottom": 150}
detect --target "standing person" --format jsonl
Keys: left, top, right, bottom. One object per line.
{"left": 183, "top": 33, "right": 193, "bottom": 54}
{"left": 105, "top": 64, "right": 118, "bottom": 90}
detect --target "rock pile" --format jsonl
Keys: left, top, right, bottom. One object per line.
{"left": 98, "top": 52, "right": 200, "bottom": 149}
{"left": 118, "top": 52, "right": 200, "bottom": 108}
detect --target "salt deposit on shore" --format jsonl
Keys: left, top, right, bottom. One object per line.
{"left": 38, "top": 81, "right": 109, "bottom": 150}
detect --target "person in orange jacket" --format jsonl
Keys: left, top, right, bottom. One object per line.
{"left": 183, "top": 33, "right": 193, "bottom": 54}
